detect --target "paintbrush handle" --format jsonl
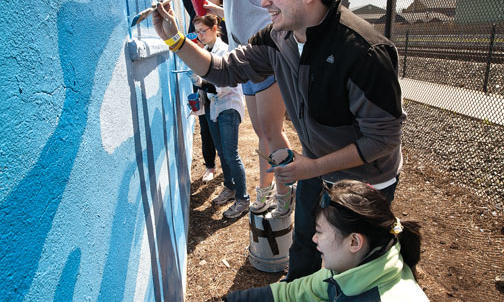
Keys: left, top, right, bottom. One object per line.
{"left": 131, "top": 0, "right": 172, "bottom": 27}
{"left": 141, "top": 6, "right": 156, "bottom": 16}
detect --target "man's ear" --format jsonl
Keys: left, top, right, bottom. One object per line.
{"left": 348, "top": 233, "right": 366, "bottom": 253}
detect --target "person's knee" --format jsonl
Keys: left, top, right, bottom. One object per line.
{"left": 250, "top": 120, "right": 266, "bottom": 139}
{"left": 221, "top": 149, "right": 240, "bottom": 166}
{"left": 262, "top": 125, "right": 283, "bottom": 145}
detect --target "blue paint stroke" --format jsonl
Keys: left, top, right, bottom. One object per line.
{"left": 97, "top": 162, "right": 139, "bottom": 301}
{"left": 54, "top": 248, "right": 81, "bottom": 302}
{"left": 139, "top": 78, "right": 183, "bottom": 301}
{"left": 0, "top": 1, "right": 119, "bottom": 299}
{"left": 168, "top": 57, "right": 191, "bottom": 230}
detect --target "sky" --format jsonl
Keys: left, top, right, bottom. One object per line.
{"left": 349, "top": 0, "right": 414, "bottom": 11}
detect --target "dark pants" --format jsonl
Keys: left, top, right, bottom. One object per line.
{"left": 198, "top": 110, "right": 215, "bottom": 169}
{"left": 285, "top": 176, "right": 399, "bottom": 281}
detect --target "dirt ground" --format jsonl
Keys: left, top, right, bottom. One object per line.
{"left": 185, "top": 109, "right": 504, "bottom": 302}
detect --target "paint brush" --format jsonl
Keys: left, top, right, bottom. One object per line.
{"left": 130, "top": 0, "right": 171, "bottom": 27}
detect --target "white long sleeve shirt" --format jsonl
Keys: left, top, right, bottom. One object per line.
{"left": 206, "top": 37, "right": 245, "bottom": 122}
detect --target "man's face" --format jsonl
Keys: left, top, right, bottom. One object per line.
{"left": 261, "top": 0, "right": 304, "bottom": 31}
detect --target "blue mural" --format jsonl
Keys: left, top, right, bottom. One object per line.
{"left": 0, "top": 0, "right": 194, "bottom": 301}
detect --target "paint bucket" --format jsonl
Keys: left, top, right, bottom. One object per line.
{"left": 269, "top": 148, "right": 295, "bottom": 185}
{"left": 187, "top": 92, "right": 200, "bottom": 112}
{"left": 191, "top": 0, "right": 207, "bottom": 16}
{"left": 248, "top": 211, "right": 293, "bottom": 272}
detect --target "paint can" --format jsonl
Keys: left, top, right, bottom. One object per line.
{"left": 248, "top": 211, "right": 293, "bottom": 272}
{"left": 269, "top": 148, "right": 295, "bottom": 185}
{"left": 187, "top": 92, "right": 200, "bottom": 112}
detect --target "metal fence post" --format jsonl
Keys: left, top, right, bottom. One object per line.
{"left": 402, "top": 30, "right": 409, "bottom": 79}
{"left": 483, "top": 23, "right": 496, "bottom": 94}
{"left": 384, "top": 0, "right": 396, "bottom": 39}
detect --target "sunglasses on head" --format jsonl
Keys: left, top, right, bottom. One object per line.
{"left": 319, "top": 180, "right": 339, "bottom": 209}
{"left": 319, "top": 189, "right": 342, "bottom": 209}
{"left": 319, "top": 183, "right": 372, "bottom": 211}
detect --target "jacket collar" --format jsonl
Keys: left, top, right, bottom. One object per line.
{"left": 325, "top": 242, "right": 404, "bottom": 297}
{"left": 305, "top": 0, "right": 341, "bottom": 40}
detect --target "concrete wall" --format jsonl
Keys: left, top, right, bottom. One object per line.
{"left": 0, "top": 0, "right": 194, "bottom": 301}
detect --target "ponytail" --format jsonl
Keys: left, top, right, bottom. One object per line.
{"left": 398, "top": 221, "right": 421, "bottom": 277}
{"left": 317, "top": 180, "right": 423, "bottom": 279}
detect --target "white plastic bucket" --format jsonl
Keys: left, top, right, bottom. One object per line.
{"left": 248, "top": 211, "right": 293, "bottom": 272}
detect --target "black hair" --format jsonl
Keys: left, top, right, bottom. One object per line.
{"left": 322, "top": 0, "right": 336, "bottom": 6}
{"left": 315, "top": 180, "right": 422, "bottom": 277}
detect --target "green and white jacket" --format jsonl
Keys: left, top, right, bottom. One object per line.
{"left": 225, "top": 243, "right": 429, "bottom": 302}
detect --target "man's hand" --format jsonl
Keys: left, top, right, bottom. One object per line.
{"left": 153, "top": 1, "right": 179, "bottom": 40}
{"left": 203, "top": 1, "right": 224, "bottom": 18}
{"left": 190, "top": 73, "right": 203, "bottom": 86}
{"left": 267, "top": 151, "right": 320, "bottom": 183}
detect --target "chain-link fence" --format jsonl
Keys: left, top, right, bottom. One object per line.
{"left": 392, "top": 1, "right": 504, "bottom": 205}
{"left": 352, "top": 0, "right": 504, "bottom": 206}
{"left": 351, "top": 1, "right": 503, "bottom": 301}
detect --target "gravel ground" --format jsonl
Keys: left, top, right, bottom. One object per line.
{"left": 398, "top": 56, "right": 504, "bottom": 209}
{"left": 186, "top": 58, "right": 504, "bottom": 300}
{"left": 399, "top": 56, "right": 504, "bottom": 96}
{"left": 402, "top": 99, "right": 504, "bottom": 210}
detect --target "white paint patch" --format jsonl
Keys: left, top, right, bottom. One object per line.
{"left": 133, "top": 227, "right": 152, "bottom": 302}
{"left": 143, "top": 65, "right": 160, "bottom": 100}
{"left": 100, "top": 41, "right": 133, "bottom": 154}
{"left": 158, "top": 155, "right": 169, "bottom": 200}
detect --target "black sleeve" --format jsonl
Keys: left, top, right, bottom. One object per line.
{"left": 181, "top": 0, "right": 196, "bottom": 33}
{"left": 224, "top": 286, "right": 274, "bottom": 302}
{"left": 200, "top": 79, "right": 217, "bottom": 94}
{"left": 219, "top": 20, "right": 228, "bottom": 44}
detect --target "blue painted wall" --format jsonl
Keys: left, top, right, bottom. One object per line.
{"left": 0, "top": 0, "right": 194, "bottom": 301}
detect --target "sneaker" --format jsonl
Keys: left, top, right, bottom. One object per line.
{"left": 212, "top": 186, "right": 236, "bottom": 205}
{"left": 271, "top": 185, "right": 296, "bottom": 218}
{"left": 250, "top": 183, "right": 276, "bottom": 214}
{"left": 223, "top": 199, "right": 250, "bottom": 219}
{"left": 202, "top": 168, "right": 215, "bottom": 183}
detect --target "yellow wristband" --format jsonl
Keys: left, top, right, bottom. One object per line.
{"left": 169, "top": 36, "right": 186, "bottom": 52}
{"left": 164, "top": 31, "right": 184, "bottom": 47}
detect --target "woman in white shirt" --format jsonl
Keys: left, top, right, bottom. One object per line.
{"left": 193, "top": 15, "right": 249, "bottom": 219}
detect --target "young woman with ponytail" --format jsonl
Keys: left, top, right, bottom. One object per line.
{"left": 224, "top": 179, "right": 428, "bottom": 301}
{"left": 191, "top": 14, "right": 250, "bottom": 219}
